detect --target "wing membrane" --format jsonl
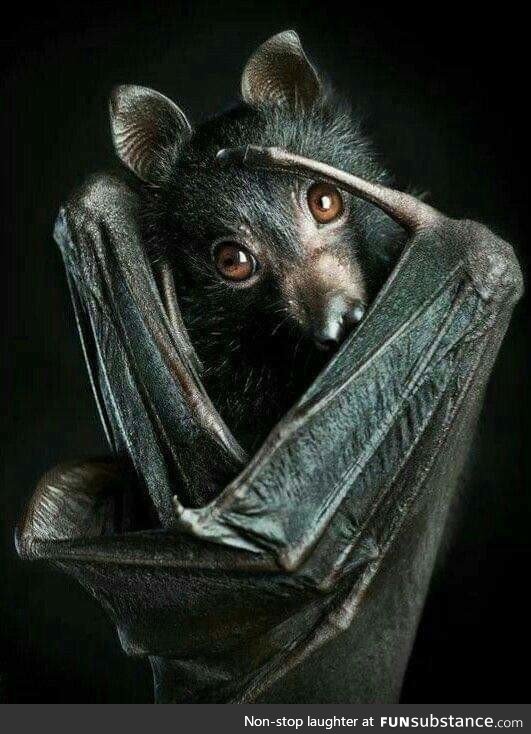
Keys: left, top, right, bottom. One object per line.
{"left": 54, "top": 173, "right": 247, "bottom": 523}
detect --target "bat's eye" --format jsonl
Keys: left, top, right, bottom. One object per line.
{"left": 213, "top": 242, "right": 258, "bottom": 282}
{"left": 307, "top": 182, "right": 344, "bottom": 224}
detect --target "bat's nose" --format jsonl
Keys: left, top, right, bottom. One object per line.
{"left": 311, "top": 297, "right": 365, "bottom": 351}
{"left": 312, "top": 320, "right": 343, "bottom": 351}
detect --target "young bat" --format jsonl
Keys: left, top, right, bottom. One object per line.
{"left": 109, "top": 31, "right": 406, "bottom": 452}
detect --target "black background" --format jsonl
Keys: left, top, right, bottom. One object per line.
{"left": 2, "top": 1, "right": 529, "bottom": 703}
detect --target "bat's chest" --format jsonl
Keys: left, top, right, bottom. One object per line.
{"left": 193, "top": 325, "right": 324, "bottom": 452}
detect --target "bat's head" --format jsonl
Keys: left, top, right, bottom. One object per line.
{"left": 109, "top": 31, "right": 402, "bottom": 356}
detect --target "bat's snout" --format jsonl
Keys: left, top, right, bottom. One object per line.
{"left": 311, "top": 295, "right": 365, "bottom": 351}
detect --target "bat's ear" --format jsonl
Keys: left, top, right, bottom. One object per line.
{"left": 241, "top": 30, "right": 322, "bottom": 110}
{"left": 109, "top": 85, "right": 192, "bottom": 185}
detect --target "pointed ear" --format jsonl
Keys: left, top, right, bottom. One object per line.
{"left": 109, "top": 85, "right": 192, "bottom": 185}
{"left": 241, "top": 30, "right": 322, "bottom": 110}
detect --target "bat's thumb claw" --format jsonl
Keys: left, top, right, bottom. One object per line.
{"left": 172, "top": 495, "right": 185, "bottom": 517}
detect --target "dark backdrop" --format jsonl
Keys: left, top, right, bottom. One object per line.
{"left": 2, "top": 1, "right": 529, "bottom": 703}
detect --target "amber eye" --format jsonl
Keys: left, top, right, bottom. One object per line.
{"left": 307, "top": 182, "right": 344, "bottom": 224}
{"left": 213, "top": 242, "right": 258, "bottom": 282}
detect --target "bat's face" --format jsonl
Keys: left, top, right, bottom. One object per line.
{"left": 152, "top": 89, "right": 405, "bottom": 367}
{"left": 204, "top": 177, "right": 367, "bottom": 350}
{"left": 162, "top": 105, "right": 380, "bottom": 352}
{"left": 110, "top": 32, "right": 401, "bottom": 355}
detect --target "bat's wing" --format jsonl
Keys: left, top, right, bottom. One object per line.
{"left": 17, "top": 156, "right": 522, "bottom": 703}
{"left": 53, "top": 173, "right": 247, "bottom": 523}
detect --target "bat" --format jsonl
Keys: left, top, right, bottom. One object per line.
{"left": 16, "top": 32, "right": 523, "bottom": 704}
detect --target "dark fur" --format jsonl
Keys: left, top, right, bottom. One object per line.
{"left": 141, "top": 95, "right": 404, "bottom": 453}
